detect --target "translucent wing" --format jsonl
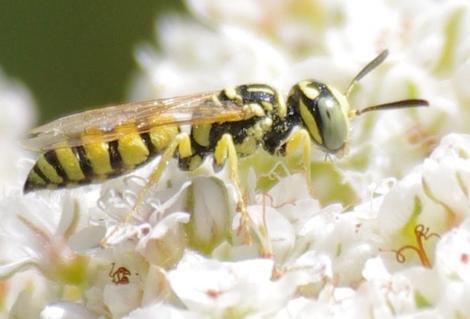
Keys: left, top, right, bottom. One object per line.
{"left": 23, "top": 91, "right": 253, "bottom": 152}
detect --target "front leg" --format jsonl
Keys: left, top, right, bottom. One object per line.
{"left": 285, "top": 129, "right": 313, "bottom": 195}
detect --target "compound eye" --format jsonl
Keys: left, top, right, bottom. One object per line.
{"left": 295, "top": 80, "right": 349, "bottom": 153}
{"left": 295, "top": 81, "right": 323, "bottom": 146}
{"left": 316, "top": 95, "right": 348, "bottom": 152}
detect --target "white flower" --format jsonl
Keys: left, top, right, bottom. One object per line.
{"left": 40, "top": 302, "right": 97, "bottom": 319}
{"left": 2, "top": 0, "right": 470, "bottom": 317}
{"left": 167, "top": 252, "right": 299, "bottom": 318}
{"left": 0, "top": 69, "right": 36, "bottom": 192}
{"left": 435, "top": 223, "right": 470, "bottom": 284}
{"left": 374, "top": 134, "right": 470, "bottom": 270}
{"left": 124, "top": 303, "right": 204, "bottom": 319}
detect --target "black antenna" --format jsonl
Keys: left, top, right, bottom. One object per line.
{"left": 345, "top": 50, "right": 429, "bottom": 118}
{"left": 353, "top": 99, "right": 429, "bottom": 117}
{"left": 345, "top": 50, "right": 389, "bottom": 97}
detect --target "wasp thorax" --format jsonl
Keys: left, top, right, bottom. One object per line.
{"left": 288, "top": 80, "right": 350, "bottom": 153}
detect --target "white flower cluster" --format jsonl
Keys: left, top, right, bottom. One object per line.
{"left": 1, "top": 0, "right": 470, "bottom": 318}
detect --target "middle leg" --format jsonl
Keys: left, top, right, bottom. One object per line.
{"left": 213, "top": 134, "right": 253, "bottom": 244}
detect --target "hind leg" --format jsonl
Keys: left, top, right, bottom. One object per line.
{"left": 129, "top": 132, "right": 193, "bottom": 220}
{"left": 102, "top": 133, "right": 192, "bottom": 245}
{"left": 213, "top": 134, "right": 268, "bottom": 250}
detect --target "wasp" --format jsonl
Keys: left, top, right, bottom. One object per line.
{"left": 22, "top": 50, "right": 428, "bottom": 239}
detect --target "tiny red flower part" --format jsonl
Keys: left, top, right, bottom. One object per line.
{"left": 460, "top": 253, "right": 468, "bottom": 265}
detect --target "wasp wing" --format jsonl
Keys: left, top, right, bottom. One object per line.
{"left": 23, "top": 91, "right": 252, "bottom": 152}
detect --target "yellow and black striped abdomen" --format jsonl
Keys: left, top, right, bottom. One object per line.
{"left": 23, "top": 125, "right": 179, "bottom": 192}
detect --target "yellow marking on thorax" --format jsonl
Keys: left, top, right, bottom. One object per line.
{"left": 234, "top": 118, "right": 272, "bottom": 156}
{"left": 37, "top": 155, "right": 64, "bottom": 184}
{"left": 299, "top": 100, "right": 323, "bottom": 145}
{"left": 192, "top": 124, "right": 212, "bottom": 147}
{"left": 224, "top": 87, "right": 243, "bottom": 104}
{"left": 243, "top": 103, "right": 265, "bottom": 117}
{"left": 84, "top": 142, "right": 112, "bottom": 175}
{"left": 246, "top": 86, "right": 275, "bottom": 94}
{"left": 245, "top": 86, "right": 276, "bottom": 113}
{"left": 248, "top": 86, "right": 286, "bottom": 118}
{"left": 55, "top": 148, "right": 85, "bottom": 181}
{"left": 149, "top": 126, "right": 179, "bottom": 151}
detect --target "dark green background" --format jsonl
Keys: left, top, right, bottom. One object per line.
{"left": 0, "top": 1, "right": 184, "bottom": 123}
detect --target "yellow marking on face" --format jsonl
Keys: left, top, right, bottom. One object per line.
{"left": 299, "top": 99, "right": 323, "bottom": 145}
{"left": 192, "top": 124, "right": 212, "bottom": 147}
{"left": 84, "top": 142, "right": 113, "bottom": 175}
{"left": 37, "top": 155, "right": 64, "bottom": 184}
{"left": 298, "top": 81, "right": 320, "bottom": 100}
{"left": 55, "top": 148, "right": 85, "bottom": 181}
{"left": 27, "top": 170, "right": 46, "bottom": 186}
{"left": 149, "top": 126, "right": 179, "bottom": 151}
{"left": 118, "top": 133, "right": 149, "bottom": 166}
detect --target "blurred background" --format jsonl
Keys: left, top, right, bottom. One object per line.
{"left": 0, "top": 1, "right": 184, "bottom": 123}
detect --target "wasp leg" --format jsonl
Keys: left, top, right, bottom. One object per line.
{"left": 130, "top": 132, "right": 192, "bottom": 217}
{"left": 285, "top": 129, "right": 313, "bottom": 196}
{"left": 102, "top": 133, "right": 192, "bottom": 246}
{"left": 213, "top": 134, "right": 259, "bottom": 246}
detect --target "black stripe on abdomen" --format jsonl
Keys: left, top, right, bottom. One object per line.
{"left": 108, "top": 140, "right": 122, "bottom": 170}
{"left": 140, "top": 132, "right": 155, "bottom": 154}
{"left": 74, "top": 146, "right": 94, "bottom": 178}
{"left": 44, "top": 150, "right": 67, "bottom": 181}
{"left": 33, "top": 165, "right": 52, "bottom": 184}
